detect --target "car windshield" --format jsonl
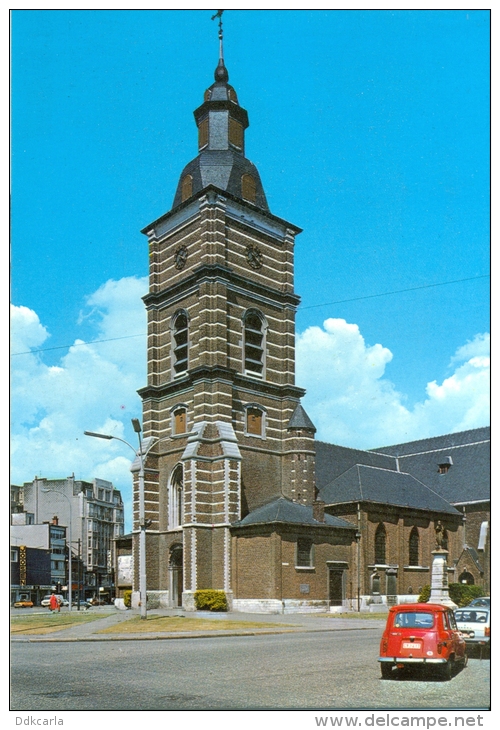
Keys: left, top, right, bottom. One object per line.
{"left": 455, "top": 610, "right": 488, "bottom": 623}
{"left": 393, "top": 611, "right": 434, "bottom": 628}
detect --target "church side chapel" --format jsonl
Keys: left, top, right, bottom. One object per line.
{"left": 131, "top": 16, "right": 490, "bottom": 613}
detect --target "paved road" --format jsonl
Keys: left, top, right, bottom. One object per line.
{"left": 11, "top": 628, "right": 490, "bottom": 711}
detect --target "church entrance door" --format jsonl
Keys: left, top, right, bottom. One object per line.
{"left": 328, "top": 568, "right": 344, "bottom": 607}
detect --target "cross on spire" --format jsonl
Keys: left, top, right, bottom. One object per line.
{"left": 211, "top": 10, "right": 224, "bottom": 60}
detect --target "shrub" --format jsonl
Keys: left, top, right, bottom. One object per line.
{"left": 194, "top": 589, "right": 228, "bottom": 612}
{"left": 449, "top": 583, "right": 485, "bottom": 607}
{"left": 123, "top": 590, "right": 132, "bottom": 608}
{"left": 418, "top": 583, "right": 484, "bottom": 607}
{"left": 418, "top": 585, "right": 431, "bottom": 603}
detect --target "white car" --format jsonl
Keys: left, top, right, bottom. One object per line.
{"left": 41, "top": 594, "right": 69, "bottom": 608}
{"left": 455, "top": 607, "right": 490, "bottom": 648}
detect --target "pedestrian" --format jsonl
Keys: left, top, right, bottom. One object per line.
{"left": 49, "top": 594, "right": 59, "bottom": 613}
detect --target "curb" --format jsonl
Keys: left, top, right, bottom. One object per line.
{"left": 11, "top": 625, "right": 381, "bottom": 644}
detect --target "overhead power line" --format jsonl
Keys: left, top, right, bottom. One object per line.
{"left": 10, "top": 274, "right": 489, "bottom": 356}
{"left": 299, "top": 274, "right": 490, "bottom": 311}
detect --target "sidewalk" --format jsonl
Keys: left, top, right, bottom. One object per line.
{"left": 11, "top": 608, "right": 384, "bottom": 643}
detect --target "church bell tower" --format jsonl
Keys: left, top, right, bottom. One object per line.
{"left": 134, "top": 20, "right": 316, "bottom": 609}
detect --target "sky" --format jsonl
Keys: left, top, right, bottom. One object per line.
{"left": 10, "top": 8, "right": 490, "bottom": 531}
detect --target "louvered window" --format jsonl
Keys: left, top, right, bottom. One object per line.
{"left": 181, "top": 174, "right": 193, "bottom": 202}
{"left": 241, "top": 174, "right": 256, "bottom": 203}
{"left": 244, "top": 311, "right": 265, "bottom": 376}
{"left": 229, "top": 118, "right": 243, "bottom": 149}
{"left": 198, "top": 119, "right": 209, "bottom": 149}
{"left": 173, "top": 312, "right": 188, "bottom": 375}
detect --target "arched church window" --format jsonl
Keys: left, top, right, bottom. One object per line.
{"left": 243, "top": 310, "right": 266, "bottom": 377}
{"left": 374, "top": 523, "right": 387, "bottom": 564}
{"left": 168, "top": 464, "right": 183, "bottom": 529}
{"left": 409, "top": 527, "right": 419, "bottom": 566}
{"left": 172, "top": 311, "right": 189, "bottom": 376}
{"left": 181, "top": 174, "right": 193, "bottom": 202}
{"left": 241, "top": 174, "right": 256, "bottom": 203}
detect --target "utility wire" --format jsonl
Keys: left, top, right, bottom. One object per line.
{"left": 299, "top": 274, "right": 489, "bottom": 311}
{"left": 10, "top": 274, "right": 489, "bottom": 356}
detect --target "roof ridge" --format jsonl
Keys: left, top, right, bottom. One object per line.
{"left": 397, "top": 439, "right": 490, "bottom": 458}
{"left": 356, "top": 464, "right": 363, "bottom": 500}
{"left": 404, "top": 473, "right": 458, "bottom": 510}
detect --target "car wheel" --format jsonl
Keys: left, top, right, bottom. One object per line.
{"left": 381, "top": 663, "right": 393, "bottom": 679}
{"left": 440, "top": 660, "right": 452, "bottom": 681}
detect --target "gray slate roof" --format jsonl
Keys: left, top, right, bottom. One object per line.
{"left": 319, "top": 464, "right": 461, "bottom": 515}
{"left": 232, "top": 496, "right": 356, "bottom": 530}
{"left": 370, "top": 427, "right": 490, "bottom": 457}
{"left": 371, "top": 427, "right": 490, "bottom": 505}
{"left": 288, "top": 403, "right": 316, "bottom": 432}
{"left": 315, "top": 440, "right": 397, "bottom": 489}
{"left": 173, "top": 151, "right": 269, "bottom": 212}
{"left": 316, "top": 428, "right": 489, "bottom": 508}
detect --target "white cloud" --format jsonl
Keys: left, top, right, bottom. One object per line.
{"left": 10, "top": 277, "right": 148, "bottom": 531}
{"left": 11, "top": 288, "right": 490, "bottom": 531}
{"left": 297, "top": 318, "right": 490, "bottom": 448}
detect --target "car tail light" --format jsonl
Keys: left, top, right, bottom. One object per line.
{"left": 485, "top": 627, "right": 490, "bottom": 637}
{"left": 437, "top": 642, "right": 443, "bottom": 654}
{"left": 382, "top": 638, "right": 388, "bottom": 652}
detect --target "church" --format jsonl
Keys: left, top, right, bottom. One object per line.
{"left": 130, "top": 35, "right": 490, "bottom": 613}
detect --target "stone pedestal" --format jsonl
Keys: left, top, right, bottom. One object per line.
{"left": 429, "top": 549, "right": 457, "bottom": 608}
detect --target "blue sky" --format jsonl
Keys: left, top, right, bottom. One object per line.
{"left": 10, "top": 9, "right": 490, "bottom": 527}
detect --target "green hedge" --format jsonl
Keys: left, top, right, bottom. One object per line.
{"left": 418, "top": 583, "right": 484, "bottom": 607}
{"left": 194, "top": 589, "right": 228, "bottom": 612}
{"left": 123, "top": 590, "right": 132, "bottom": 608}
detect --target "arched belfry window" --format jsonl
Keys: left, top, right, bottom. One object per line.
{"left": 168, "top": 464, "right": 183, "bottom": 530}
{"left": 409, "top": 527, "right": 419, "bottom": 566}
{"left": 243, "top": 310, "right": 266, "bottom": 378}
{"left": 374, "top": 523, "right": 387, "bottom": 565}
{"left": 172, "top": 311, "right": 189, "bottom": 376}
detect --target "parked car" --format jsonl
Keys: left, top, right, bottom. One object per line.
{"left": 41, "top": 594, "right": 69, "bottom": 608}
{"left": 75, "top": 600, "right": 92, "bottom": 610}
{"left": 465, "top": 597, "right": 490, "bottom": 608}
{"left": 13, "top": 600, "right": 34, "bottom": 608}
{"left": 379, "top": 603, "right": 467, "bottom": 680}
{"left": 454, "top": 607, "right": 490, "bottom": 651}
{"left": 89, "top": 597, "right": 108, "bottom": 606}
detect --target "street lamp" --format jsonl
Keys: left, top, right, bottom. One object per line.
{"left": 41, "top": 488, "right": 72, "bottom": 612}
{"left": 84, "top": 420, "right": 156, "bottom": 619}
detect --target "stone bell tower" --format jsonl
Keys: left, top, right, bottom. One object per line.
{"left": 134, "top": 29, "right": 316, "bottom": 609}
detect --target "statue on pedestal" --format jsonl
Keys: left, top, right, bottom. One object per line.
{"left": 435, "top": 520, "right": 445, "bottom": 550}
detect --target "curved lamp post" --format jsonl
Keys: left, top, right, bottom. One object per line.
{"left": 84, "top": 419, "right": 157, "bottom": 619}
{"left": 41, "top": 488, "right": 72, "bottom": 612}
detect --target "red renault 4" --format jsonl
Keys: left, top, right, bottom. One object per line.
{"left": 379, "top": 603, "right": 467, "bottom": 680}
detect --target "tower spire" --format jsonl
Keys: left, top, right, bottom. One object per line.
{"left": 212, "top": 10, "right": 228, "bottom": 83}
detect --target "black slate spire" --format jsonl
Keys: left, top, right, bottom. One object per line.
{"left": 171, "top": 16, "right": 269, "bottom": 212}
